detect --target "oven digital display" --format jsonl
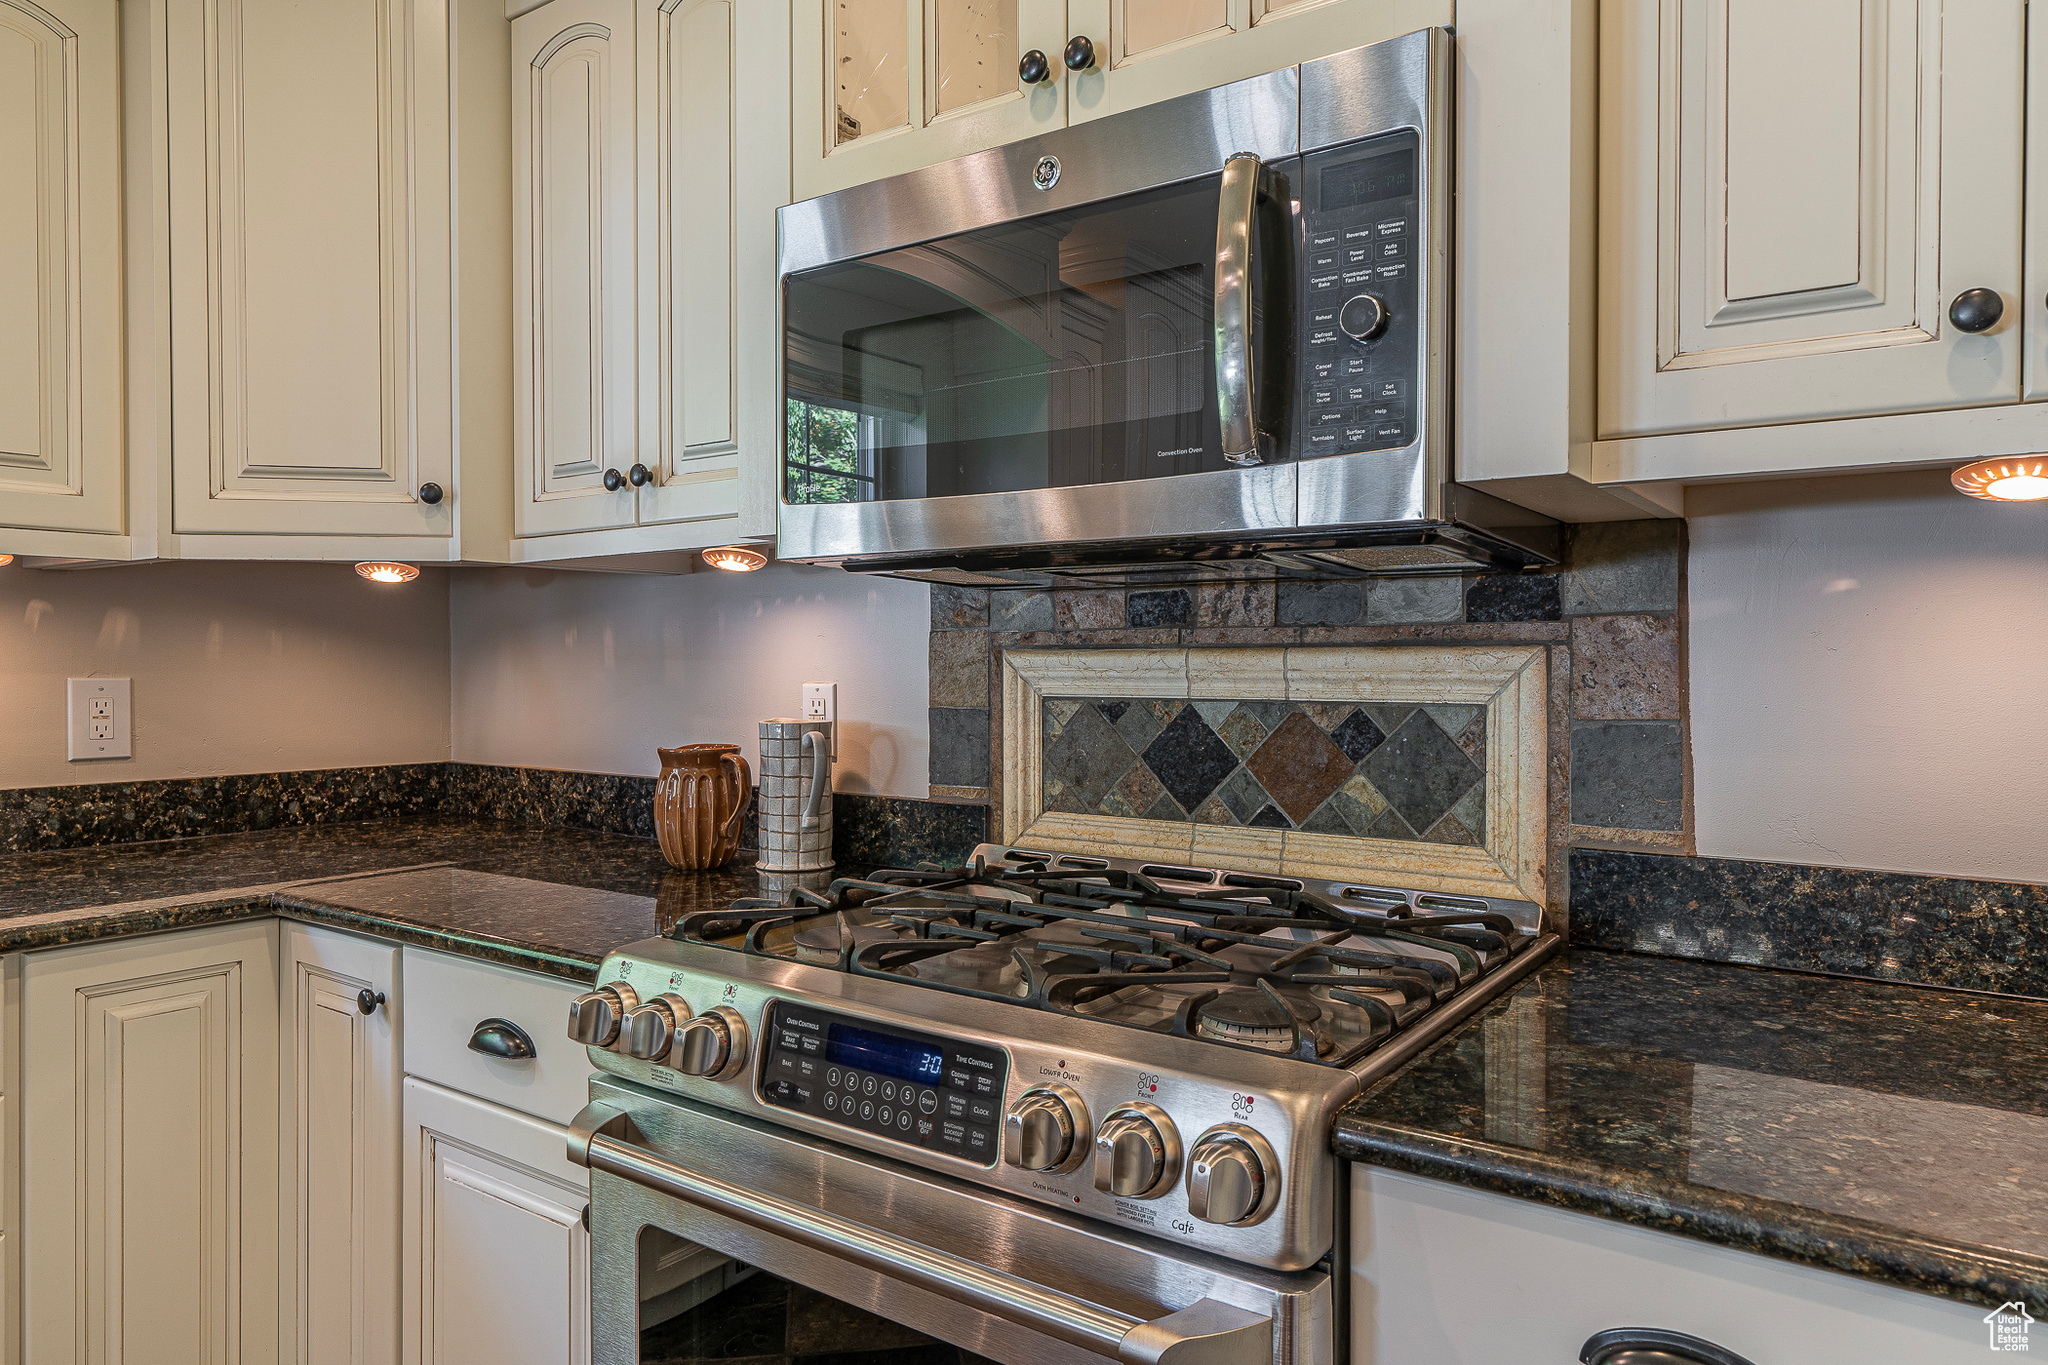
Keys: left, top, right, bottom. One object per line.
{"left": 827, "top": 1023, "right": 946, "bottom": 1085}
{"left": 1319, "top": 149, "right": 1414, "bottom": 211}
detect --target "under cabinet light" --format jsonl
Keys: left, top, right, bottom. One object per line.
{"left": 1953, "top": 457, "right": 2048, "bottom": 502}
{"left": 355, "top": 561, "right": 420, "bottom": 584}
{"left": 0, "top": 554, "right": 13, "bottom": 567}
{"left": 702, "top": 545, "right": 769, "bottom": 572}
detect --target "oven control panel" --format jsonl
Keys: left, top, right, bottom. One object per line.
{"left": 758, "top": 1002, "right": 1009, "bottom": 1166}
{"left": 1297, "top": 130, "right": 1420, "bottom": 461}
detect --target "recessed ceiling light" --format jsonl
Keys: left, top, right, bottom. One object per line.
{"left": 1952, "top": 457, "right": 2048, "bottom": 502}
{"left": 701, "top": 545, "right": 769, "bottom": 572}
{"left": 355, "top": 561, "right": 420, "bottom": 584}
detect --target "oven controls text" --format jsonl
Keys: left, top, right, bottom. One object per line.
{"left": 1002, "top": 1084, "right": 1090, "bottom": 1172}
{"left": 621, "top": 993, "right": 689, "bottom": 1060}
{"left": 1093, "top": 1102, "right": 1179, "bottom": 1199}
{"left": 566, "top": 981, "right": 640, "bottom": 1049}
{"left": 1188, "top": 1125, "right": 1276, "bottom": 1226}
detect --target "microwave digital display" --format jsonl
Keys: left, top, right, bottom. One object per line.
{"left": 1318, "top": 149, "right": 1414, "bottom": 213}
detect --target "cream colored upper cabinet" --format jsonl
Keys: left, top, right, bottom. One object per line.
{"left": 512, "top": 0, "right": 641, "bottom": 538}
{"left": 163, "top": 0, "right": 456, "bottom": 537}
{"left": 0, "top": 0, "right": 125, "bottom": 543}
{"left": 792, "top": 0, "right": 1069, "bottom": 199}
{"left": 1062, "top": 0, "right": 1447, "bottom": 125}
{"left": 1599, "top": 0, "right": 2027, "bottom": 439}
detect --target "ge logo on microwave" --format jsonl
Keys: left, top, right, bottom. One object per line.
{"left": 1032, "top": 155, "right": 1061, "bottom": 191}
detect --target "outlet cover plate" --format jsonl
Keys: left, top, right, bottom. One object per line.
{"left": 802, "top": 682, "right": 837, "bottom": 758}
{"left": 67, "top": 677, "right": 131, "bottom": 761}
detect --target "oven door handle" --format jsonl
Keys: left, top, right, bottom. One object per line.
{"left": 568, "top": 1101, "right": 1272, "bottom": 1365}
{"left": 1214, "top": 152, "right": 1266, "bottom": 469}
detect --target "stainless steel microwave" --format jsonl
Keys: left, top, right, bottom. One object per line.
{"left": 775, "top": 28, "right": 1556, "bottom": 585}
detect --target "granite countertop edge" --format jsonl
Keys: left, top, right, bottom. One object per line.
{"left": 1331, "top": 1113, "right": 2048, "bottom": 1316}
{"left": 0, "top": 885, "right": 607, "bottom": 983}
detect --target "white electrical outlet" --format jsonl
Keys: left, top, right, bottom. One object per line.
{"left": 802, "top": 682, "right": 838, "bottom": 758}
{"left": 67, "top": 677, "right": 132, "bottom": 761}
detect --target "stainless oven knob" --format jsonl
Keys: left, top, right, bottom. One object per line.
{"left": 673, "top": 1006, "right": 748, "bottom": 1078}
{"left": 566, "top": 981, "right": 639, "bottom": 1048}
{"left": 620, "top": 993, "right": 689, "bottom": 1060}
{"left": 1093, "top": 1102, "right": 1180, "bottom": 1199}
{"left": 1002, "top": 1083, "right": 1089, "bottom": 1172}
{"left": 1188, "top": 1125, "right": 1278, "bottom": 1226}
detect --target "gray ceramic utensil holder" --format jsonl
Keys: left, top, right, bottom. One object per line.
{"left": 757, "top": 718, "right": 833, "bottom": 872}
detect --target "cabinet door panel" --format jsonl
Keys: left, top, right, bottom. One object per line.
{"left": 635, "top": 0, "right": 741, "bottom": 530}
{"left": 512, "top": 0, "right": 639, "bottom": 537}
{"left": 281, "top": 925, "right": 401, "bottom": 1365}
{"left": 0, "top": 0, "right": 124, "bottom": 535}
{"left": 401, "top": 1079, "right": 590, "bottom": 1365}
{"left": 791, "top": 0, "right": 1066, "bottom": 199}
{"left": 1063, "top": 0, "right": 1447, "bottom": 126}
{"left": 21, "top": 922, "right": 280, "bottom": 1365}
{"left": 166, "top": 0, "right": 454, "bottom": 535}
{"left": 1599, "top": 0, "right": 2025, "bottom": 437}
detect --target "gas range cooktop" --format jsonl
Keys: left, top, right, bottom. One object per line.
{"left": 674, "top": 846, "right": 1538, "bottom": 1069}
{"left": 572, "top": 844, "right": 1559, "bottom": 1272}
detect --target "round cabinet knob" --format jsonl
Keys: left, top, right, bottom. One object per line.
{"left": 1003, "top": 1085, "right": 1089, "bottom": 1172}
{"left": 566, "top": 981, "right": 640, "bottom": 1048}
{"left": 602, "top": 468, "right": 625, "bottom": 492}
{"left": 1339, "top": 294, "right": 1389, "bottom": 342}
{"left": 620, "top": 993, "right": 689, "bottom": 1060}
{"left": 1063, "top": 34, "right": 1096, "bottom": 71}
{"left": 628, "top": 462, "right": 653, "bottom": 487}
{"left": 1948, "top": 288, "right": 2004, "bottom": 334}
{"left": 417, "top": 482, "right": 444, "bottom": 505}
{"left": 1093, "top": 1103, "right": 1180, "bottom": 1199}
{"left": 1187, "top": 1126, "right": 1276, "bottom": 1226}
{"left": 672, "top": 1006, "right": 749, "bottom": 1078}
{"left": 1018, "top": 49, "right": 1050, "bottom": 84}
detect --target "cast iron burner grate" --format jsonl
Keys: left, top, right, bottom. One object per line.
{"left": 670, "top": 848, "right": 1538, "bottom": 1068}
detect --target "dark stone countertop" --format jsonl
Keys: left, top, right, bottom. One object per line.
{"left": 1334, "top": 948, "right": 2048, "bottom": 1315}
{"left": 0, "top": 817, "right": 857, "bottom": 983}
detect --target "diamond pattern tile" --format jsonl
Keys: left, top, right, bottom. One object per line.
{"left": 1044, "top": 696, "right": 1487, "bottom": 845}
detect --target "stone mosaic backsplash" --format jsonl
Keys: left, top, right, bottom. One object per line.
{"left": 1044, "top": 696, "right": 1486, "bottom": 845}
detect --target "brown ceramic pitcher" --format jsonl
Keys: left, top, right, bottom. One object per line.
{"left": 654, "top": 744, "right": 753, "bottom": 870}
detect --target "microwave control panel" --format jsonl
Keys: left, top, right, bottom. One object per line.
{"left": 1297, "top": 131, "right": 1421, "bottom": 460}
{"left": 759, "top": 1001, "right": 1010, "bottom": 1166}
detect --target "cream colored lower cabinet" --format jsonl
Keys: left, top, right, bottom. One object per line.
{"left": 1351, "top": 1166, "right": 1989, "bottom": 1365}
{"left": 280, "top": 924, "right": 403, "bottom": 1365}
{"left": 402, "top": 1077, "right": 592, "bottom": 1365}
{"left": 20, "top": 922, "right": 282, "bottom": 1364}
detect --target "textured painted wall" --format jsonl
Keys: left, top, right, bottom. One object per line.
{"left": 1688, "top": 469, "right": 2048, "bottom": 882}
{"left": 448, "top": 562, "right": 931, "bottom": 798}
{"left": 0, "top": 560, "right": 453, "bottom": 789}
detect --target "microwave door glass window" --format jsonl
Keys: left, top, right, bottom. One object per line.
{"left": 783, "top": 175, "right": 1229, "bottom": 506}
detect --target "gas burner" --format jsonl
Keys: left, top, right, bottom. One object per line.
{"left": 667, "top": 844, "right": 1543, "bottom": 1067}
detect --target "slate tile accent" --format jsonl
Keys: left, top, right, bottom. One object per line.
{"left": 928, "top": 585, "right": 989, "bottom": 630}
{"left": 1196, "top": 581, "right": 1276, "bottom": 627}
{"left": 1570, "top": 721, "right": 1684, "bottom": 831}
{"left": 1367, "top": 576, "right": 1464, "bottom": 625}
{"left": 928, "top": 708, "right": 991, "bottom": 788}
{"left": 990, "top": 589, "right": 1055, "bottom": 632}
{"left": 1128, "top": 589, "right": 1194, "bottom": 627}
{"left": 927, "top": 628, "right": 991, "bottom": 709}
{"left": 1572, "top": 614, "right": 1682, "bottom": 720}
{"left": 1466, "top": 574, "right": 1563, "bottom": 622}
{"left": 1055, "top": 590, "right": 1126, "bottom": 630}
{"left": 1046, "top": 697, "right": 1485, "bottom": 844}
{"left": 1570, "top": 849, "right": 2048, "bottom": 998}
{"left": 1561, "top": 519, "right": 1682, "bottom": 616}
{"left": 1277, "top": 581, "right": 1363, "bottom": 626}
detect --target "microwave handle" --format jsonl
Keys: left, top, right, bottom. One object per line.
{"left": 1214, "top": 152, "right": 1265, "bottom": 468}
{"left": 569, "top": 1100, "right": 1272, "bottom": 1365}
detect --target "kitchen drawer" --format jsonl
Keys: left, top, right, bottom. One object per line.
{"left": 401, "top": 949, "right": 593, "bottom": 1123}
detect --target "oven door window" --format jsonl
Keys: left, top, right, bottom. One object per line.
{"left": 643, "top": 1264, "right": 1000, "bottom": 1364}
{"left": 784, "top": 175, "right": 1232, "bottom": 505}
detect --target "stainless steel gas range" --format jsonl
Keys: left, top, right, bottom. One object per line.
{"left": 567, "top": 845, "right": 1559, "bottom": 1364}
